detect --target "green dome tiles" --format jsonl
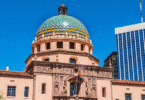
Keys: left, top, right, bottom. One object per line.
{"left": 36, "top": 15, "right": 89, "bottom": 38}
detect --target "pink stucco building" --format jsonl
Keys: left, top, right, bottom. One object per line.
{"left": 0, "top": 4, "right": 145, "bottom": 100}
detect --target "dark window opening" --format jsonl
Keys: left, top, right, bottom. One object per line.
{"left": 57, "top": 42, "right": 63, "bottom": 48}
{"left": 81, "top": 44, "right": 84, "bottom": 51}
{"left": 70, "top": 83, "right": 77, "bottom": 96}
{"left": 24, "top": 87, "right": 29, "bottom": 97}
{"left": 89, "top": 47, "right": 91, "bottom": 53}
{"left": 44, "top": 58, "right": 49, "bottom": 61}
{"left": 102, "top": 87, "right": 106, "bottom": 97}
{"left": 7, "top": 86, "right": 16, "bottom": 96}
{"left": 32, "top": 48, "right": 34, "bottom": 53}
{"left": 142, "top": 94, "right": 145, "bottom": 100}
{"left": 46, "top": 43, "right": 50, "bottom": 49}
{"left": 125, "top": 94, "right": 131, "bottom": 100}
{"left": 70, "top": 42, "right": 74, "bottom": 49}
{"left": 37, "top": 44, "right": 40, "bottom": 52}
{"left": 69, "top": 58, "right": 76, "bottom": 64}
{"left": 42, "top": 84, "right": 46, "bottom": 94}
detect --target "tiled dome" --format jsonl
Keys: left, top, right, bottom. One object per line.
{"left": 36, "top": 15, "right": 89, "bottom": 38}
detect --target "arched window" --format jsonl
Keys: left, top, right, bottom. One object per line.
{"left": 44, "top": 58, "right": 49, "bottom": 61}
{"left": 69, "top": 58, "right": 76, "bottom": 64}
{"left": 70, "top": 83, "right": 77, "bottom": 96}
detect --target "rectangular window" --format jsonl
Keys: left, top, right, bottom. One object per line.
{"left": 7, "top": 86, "right": 16, "bottom": 96}
{"left": 42, "top": 83, "right": 46, "bottom": 94}
{"left": 81, "top": 44, "right": 84, "bottom": 51}
{"left": 24, "top": 87, "right": 29, "bottom": 97}
{"left": 57, "top": 42, "right": 63, "bottom": 48}
{"left": 142, "top": 94, "right": 145, "bottom": 100}
{"left": 46, "top": 43, "right": 50, "bottom": 49}
{"left": 125, "top": 94, "right": 131, "bottom": 100}
{"left": 32, "top": 47, "right": 34, "bottom": 53}
{"left": 70, "top": 83, "right": 77, "bottom": 96}
{"left": 102, "top": 87, "right": 106, "bottom": 97}
{"left": 70, "top": 42, "right": 74, "bottom": 49}
{"left": 37, "top": 44, "right": 40, "bottom": 52}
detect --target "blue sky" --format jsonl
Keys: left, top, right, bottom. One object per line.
{"left": 0, "top": 0, "right": 144, "bottom": 71}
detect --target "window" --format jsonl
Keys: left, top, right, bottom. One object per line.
{"left": 69, "top": 58, "right": 76, "bottom": 64}
{"left": 44, "top": 58, "right": 49, "bottom": 61}
{"left": 42, "top": 83, "right": 46, "bottom": 94}
{"left": 32, "top": 47, "right": 34, "bottom": 53}
{"left": 81, "top": 44, "right": 84, "bottom": 51}
{"left": 102, "top": 87, "right": 106, "bottom": 97}
{"left": 70, "top": 42, "right": 74, "bottom": 49}
{"left": 46, "top": 43, "right": 50, "bottom": 49}
{"left": 7, "top": 86, "right": 16, "bottom": 96}
{"left": 37, "top": 44, "right": 40, "bottom": 52}
{"left": 142, "top": 94, "right": 145, "bottom": 100}
{"left": 24, "top": 87, "right": 29, "bottom": 97}
{"left": 70, "top": 83, "right": 77, "bottom": 96}
{"left": 57, "top": 42, "right": 63, "bottom": 48}
{"left": 125, "top": 94, "right": 131, "bottom": 100}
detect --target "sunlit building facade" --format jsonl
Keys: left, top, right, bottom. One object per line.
{"left": 0, "top": 4, "right": 145, "bottom": 100}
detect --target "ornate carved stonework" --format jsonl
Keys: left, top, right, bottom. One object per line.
{"left": 34, "top": 66, "right": 52, "bottom": 73}
{"left": 53, "top": 74, "right": 59, "bottom": 96}
{"left": 92, "top": 77, "right": 96, "bottom": 97}
{"left": 97, "top": 71, "right": 112, "bottom": 78}
{"left": 85, "top": 77, "right": 92, "bottom": 97}
{"left": 61, "top": 68, "right": 74, "bottom": 75}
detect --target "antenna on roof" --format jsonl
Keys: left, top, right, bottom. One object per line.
{"left": 139, "top": 0, "right": 143, "bottom": 23}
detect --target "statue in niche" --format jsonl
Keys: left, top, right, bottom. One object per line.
{"left": 54, "top": 82, "right": 59, "bottom": 96}
{"left": 92, "top": 84, "right": 96, "bottom": 97}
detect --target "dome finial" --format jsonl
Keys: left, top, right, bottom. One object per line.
{"left": 58, "top": 4, "right": 68, "bottom": 15}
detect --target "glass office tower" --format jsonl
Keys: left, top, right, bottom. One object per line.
{"left": 115, "top": 23, "right": 145, "bottom": 81}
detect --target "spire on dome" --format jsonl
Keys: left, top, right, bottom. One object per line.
{"left": 58, "top": 4, "right": 68, "bottom": 15}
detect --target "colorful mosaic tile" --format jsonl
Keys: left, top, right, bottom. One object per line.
{"left": 36, "top": 15, "right": 89, "bottom": 38}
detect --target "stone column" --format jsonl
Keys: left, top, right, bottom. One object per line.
{"left": 75, "top": 42, "right": 81, "bottom": 51}
{"left": 90, "top": 47, "right": 93, "bottom": 55}
{"left": 84, "top": 45, "right": 89, "bottom": 53}
{"left": 63, "top": 41, "right": 69, "bottom": 50}
{"left": 33, "top": 45, "right": 37, "bottom": 54}
{"left": 51, "top": 41, "right": 57, "bottom": 50}
{"left": 40, "top": 41, "right": 46, "bottom": 52}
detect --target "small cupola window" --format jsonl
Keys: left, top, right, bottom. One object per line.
{"left": 57, "top": 42, "right": 63, "bottom": 48}
{"left": 44, "top": 58, "right": 49, "bottom": 61}
{"left": 69, "top": 58, "right": 76, "bottom": 64}
{"left": 70, "top": 42, "right": 75, "bottom": 49}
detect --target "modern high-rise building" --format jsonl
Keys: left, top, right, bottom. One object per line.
{"left": 115, "top": 23, "right": 145, "bottom": 81}
{"left": 104, "top": 52, "right": 118, "bottom": 79}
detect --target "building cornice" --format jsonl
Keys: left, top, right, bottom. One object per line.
{"left": 25, "top": 50, "right": 100, "bottom": 64}
{"left": 24, "top": 61, "right": 113, "bottom": 73}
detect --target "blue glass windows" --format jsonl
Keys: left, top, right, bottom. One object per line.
{"left": 7, "top": 86, "right": 16, "bottom": 96}
{"left": 24, "top": 87, "right": 29, "bottom": 97}
{"left": 125, "top": 94, "right": 131, "bottom": 100}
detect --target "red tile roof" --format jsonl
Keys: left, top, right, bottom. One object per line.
{"left": 112, "top": 79, "right": 145, "bottom": 86}
{"left": 0, "top": 71, "right": 33, "bottom": 78}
